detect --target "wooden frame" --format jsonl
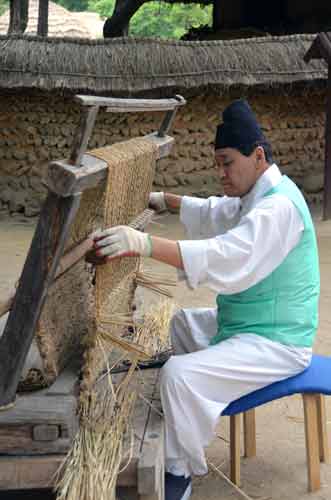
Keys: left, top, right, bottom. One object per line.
{"left": 0, "top": 94, "right": 185, "bottom": 409}
{"left": 228, "top": 393, "right": 330, "bottom": 492}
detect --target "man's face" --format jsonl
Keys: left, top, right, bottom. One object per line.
{"left": 215, "top": 147, "right": 262, "bottom": 197}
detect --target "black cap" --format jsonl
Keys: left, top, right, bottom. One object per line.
{"left": 215, "top": 99, "right": 266, "bottom": 151}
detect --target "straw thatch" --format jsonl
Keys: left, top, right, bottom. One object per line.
{"left": 0, "top": 33, "right": 327, "bottom": 96}
{"left": 0, "top": 1, "right": 102, "bottom": 38}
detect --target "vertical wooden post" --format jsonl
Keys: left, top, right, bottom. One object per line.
{"left": 323, "top": 64, "right": 331, "bottom": 220}
{"left": 0, "top": 192, "right": 81, "bottom": 408}
{"left": 37, "top": 0, "right": 49, "bottom": 37}
{"left": 243, "top": 409, "right": 256, "bottom": 458}
{"left": 69, "top": 106, "right": 99, "bottom": 166}
{"left": 303, "top": 393, "right": 321, "bottom": 492}
{"left": 230, "top": 414, "right": 241, "bottom": 485}
{"left": 8, "top": 0, "right": 29, "bottom": 34}
{"left": 316, "top": 394, "right": 330, "bottom": 463}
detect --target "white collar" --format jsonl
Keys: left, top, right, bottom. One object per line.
{"left": 240, "top": 163, "right": 282, "bottom": 215}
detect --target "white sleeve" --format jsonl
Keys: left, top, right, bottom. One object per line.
{"left": 180, "top": 195, "right": 241, "bottom": 238}
{"left": 178, "top": 194, "right": 304, "bottom": 293}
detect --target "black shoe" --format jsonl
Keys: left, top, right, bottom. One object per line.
{"left": 165, "top": 472, "right": 192, "bottom": 500}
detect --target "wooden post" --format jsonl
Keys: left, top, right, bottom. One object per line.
{"left": 316, "top": 394, "right": 330, "bottom": 463}
{"left": 323, "top": 64, "right": 331, "bottom": 220}
{"left": 303, "top": 393, "right": 321, "bottom": 492}
{"left": 8, "top": 0, "right": 29, "bottom": 34}
{"left": 37, "top": 0, "right": 49, "bottom": 37}
{"left": 243, "top": 409, "right": 256, "bottom": 458}
{"left": 230, "top": 414, "right": 241, "bottom": 486}
{"left": 69, "top": 106, "right": 99, "bottom": 166}
{"left": 0, "top": 192, "right": 81, "bottom": 408}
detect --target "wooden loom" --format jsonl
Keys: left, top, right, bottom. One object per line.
{"left": 0, "top": 94, "right": 185, "bottom": 489}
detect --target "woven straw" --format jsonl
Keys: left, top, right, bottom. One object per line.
{"left": 23, "top": 138, "right": 157, "bottom": 389}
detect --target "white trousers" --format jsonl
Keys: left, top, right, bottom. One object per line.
{"left": 160, "top": 308, "right": 312, "bottom": 478}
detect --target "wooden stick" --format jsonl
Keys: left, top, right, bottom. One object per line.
{"left": 208, "top": 460, "right": 254, "bottom": 500}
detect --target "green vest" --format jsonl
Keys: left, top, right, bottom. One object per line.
{"left": 211, "top": 176, "right": 320, "bottom": 348}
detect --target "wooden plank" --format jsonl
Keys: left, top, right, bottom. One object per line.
{"left": 323, "top": 64, "right": 331, "bottom": 219}
{"left": 37, "top": 0, "right": 49, "bottom": 37}
{"left": 0, "top": 192, "right": 81, "bottom": 408}
{"left": 69, "top": 106, "right": 99, "bottom": 166}
{"left": 0, "top": 395, "right": 77, "bottom": 426}
{"left": 316, "top": 394, "right": 330, "bottom": 463}
{"left": 303, "top": 393, "right": 321, "bottom": 492}
{"left": 138, "top": 371, "right": 164, "bottom": 499}
{"left": 243, "top": 409, "right": 256, "bottom": 458}
{"left": 230, "top": 414, "right": 241, "bottom": 486}
{"left": 8, "top": 0, "right": 28, "bottom": 34}
{"left": 44, "top": 365, "right": 80, "bottom": 397}
{"left": 0, "top": 455, "right": 64, "bottom": 490}
{"left": 46, "top": 133, "right": 174, "bottom": 197}
{"left": 0, "top": 394, "right": 77, "bottom": 455}
{"left": 74, "top": 95, "right": 186, "bottom": 112}
{"left": 117, "top": 369, "right": 160, "bottom": 490}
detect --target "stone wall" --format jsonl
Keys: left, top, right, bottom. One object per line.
{"left": 0, "top": 89, "right": 326, "bottom": 216}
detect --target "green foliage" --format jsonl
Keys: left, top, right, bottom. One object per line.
{"left": 54, "top": 0, "right": 89, "bottom": 11}
{"left": 0, "top": 0, "right": 8, "bottom": 16}
{"left": 88, "top": 0, "right": 115, "bottom": 18}
{"left": 88, "top": 0, "right": 212, "bottom": 39}
{"left": 0, "top": 0, "right": 211, "bottom": 39}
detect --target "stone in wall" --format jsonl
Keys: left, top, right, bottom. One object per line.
{"left": 0, "top": 90, "right": 327, "bottom": 216}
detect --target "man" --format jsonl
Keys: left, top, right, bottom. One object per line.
{"left": 92, "top": 100, "right": 320, "bottom": 500}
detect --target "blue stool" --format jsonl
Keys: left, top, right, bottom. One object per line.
{"left": 221, "top": 354, "right": 331, "bottom": 492}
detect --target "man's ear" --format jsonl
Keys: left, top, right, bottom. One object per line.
{"left": 255, "top": 146, "right": 266, "bottom": 166}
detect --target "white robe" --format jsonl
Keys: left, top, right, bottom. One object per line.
{"left": 160, "top": 164, "right": 313, "bottom": 478}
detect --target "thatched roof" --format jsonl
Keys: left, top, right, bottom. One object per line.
{"left": 0, "top": 33, "right": 327, "bottom": 97}
{"left": 0, "top": 0, "right": 102, "bottom": 38}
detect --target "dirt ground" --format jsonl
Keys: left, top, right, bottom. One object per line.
{"left": 0, "top": 207, "right": 330, "bottom": 500}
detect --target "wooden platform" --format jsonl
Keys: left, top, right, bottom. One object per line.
{"left": 0, "top": 368, "right": 165, "bottom": 500}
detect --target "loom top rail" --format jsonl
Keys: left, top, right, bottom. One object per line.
{"left": 0, "top": 94, "right": 185, "bottom": 409}
{"left": 74, "top": 94, "right": 186, "bottom": 113}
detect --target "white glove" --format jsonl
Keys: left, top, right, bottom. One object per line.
{"left": 93, "top": 226, "right": 152, "bottom": 261}
{"left": 149, "top": 192, "right": 167, "bottom": 213}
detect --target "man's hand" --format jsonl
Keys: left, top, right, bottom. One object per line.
{"left": 149, "top": 192, "right": 167, "bottom": 213}
{"left": 92, "top": 226, "right": 152, "bottom": 261}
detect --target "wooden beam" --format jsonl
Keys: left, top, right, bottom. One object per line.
{"left": 46, "top": 133, "right": 174, "bottom": 197}
{"left": 8, "top": 0, "right": 29, "bottom": 34}
{"left": 0, "top": 192, "right": 81, "bottom": 408}
{"left": 316, "top": 394, "right": 330, "bottom": 463}
{"left": 230, "top": 414, "right": 241, "bottom": 486}
{"left": 37, "top": 0, "right": 49, "bottom": 37}
{"left": 243, "top": 409, "right": 256, "bottom": 458}
{"left": 303, "top": 393, "right": 321, "bottom": 492}
{"left": 0, "top": 455, "right": 63, "bottom": 490}
{"left": 323, "top": 64, "right": 331, "bottom": 220}
{"left": 0, "top": 393, "right": 77, "bottom": 455}
{"left": 69, "top": 106, "right": 99, "bottom": 167}
{"left": 74, "top": 95, "right": 186, "bottom": 112}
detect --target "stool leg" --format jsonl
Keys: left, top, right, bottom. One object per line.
{"left": 243, "top": 409, "right": 256, "bottom": 458}
{"left": 316, "top": 394, "right": 330, "bottom": 463}
{"left": 230, "top": 414, "right": 241, "bottom": 486}
{"left": 303, "top": 393, "right": 321, "bottom": 492}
